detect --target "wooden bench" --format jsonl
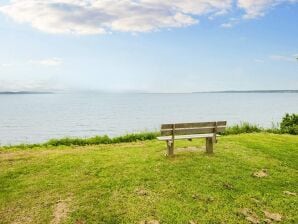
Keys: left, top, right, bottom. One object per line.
{"left": 157, "top": 121, "right": 227, "bottom": 156}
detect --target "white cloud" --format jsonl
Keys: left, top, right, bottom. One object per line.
{"left": 269, "top": 54, "right": 297, "bottom": 62}
{"left": 238, "top": 0, "right": 298, "bottom": 19}
{"left": 29, "top": 58, "right": 63, "bottom": 66}
{"left": 0, "top": 0, "right": 232, "bottom": 34}
{"left": 0, "top": 0, "right": 297, "bottom": 34}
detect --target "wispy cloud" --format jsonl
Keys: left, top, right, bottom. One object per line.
{"left": 269, "top": 54, "right": 297, "bottom": 62}
{"left": 254, "top": 59, "right": 265, "bottom": 63}
{"left": 221, "top": 17, "right": 239, "bottom": 28}
{"left": 29, "top": 58, "right": 63, "bottom": 66}
{"left": 238, "top": 0, "right": 298, "bottom": 19}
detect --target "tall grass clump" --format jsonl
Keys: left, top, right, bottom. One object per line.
{"left": 222, "top": 122, "right": 262, "bottom": 135}
{"left": 0, "top": 132, "right": 159, "bottom": 149}
{"left": 265, "top": 122, "right": 281, "bottom": 134}
{"left": 223, "top": 114, "right": 298, "bottom": 135}
{"left": 112, "top": 132, "right": 158, "bottom": 143}
{"left": 44, "top": 132, "right": 159, "bottom": 147}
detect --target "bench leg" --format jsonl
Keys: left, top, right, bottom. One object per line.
{"left": 212, "top": 133, "right": 218, "bottom": 143}
{"left": 166, "top": 140, "right": 174, "bottom": 156}
{"left": 206, "top": 137, "right": 213, "bottom": 154}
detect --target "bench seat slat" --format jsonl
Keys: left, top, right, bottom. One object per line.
{"left": 161, "top": 126, "right": 225, "bottom": 136}
{"left": 157, "top": 134, "right": 219, "bottom": 141}
{"left": 161, "top": 121, "right": 226, "bottom": 129}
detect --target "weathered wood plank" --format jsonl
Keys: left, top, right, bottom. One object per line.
{"left": 161, "top": 126, "right": 226, "bottom": 136}
{"left": 171, "top": 124, "right": 175, "bottom": 156}
{"left": 161, "top": 121, "right": 226, "bottom": 129}
{"left": 157, "top": 133, "right": 217, "bottom": 141}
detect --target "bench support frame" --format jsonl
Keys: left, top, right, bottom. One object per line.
{"left": 166, "top": 140, "right": 174, "bottom": 156}
{"left": 206, "top": 137, "right": 214, "bottom": 154}
{"left": 166, "top": 137, "right": 214, "bottom": 156}
{"left": 158, "top": 121, "right": 226, "bottom": 156}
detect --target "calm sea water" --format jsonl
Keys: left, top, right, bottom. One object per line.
{"left": 0, "top": 93, "right": 297, "bottom": 145}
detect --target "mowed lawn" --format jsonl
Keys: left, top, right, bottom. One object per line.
{"left": 0, "top": 134, "right": 297, "bottom": 224}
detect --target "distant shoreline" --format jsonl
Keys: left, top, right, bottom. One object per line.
{"left": 0, "top": 91, "right": 53, "bottom": 95}
{"left": 0, "top": 90, "right": 297, "bottom": 95}
{"left": 192, "top": 90, "right": 298, "bottom": 94}
{"left": 141, "top": 90, "right": 298, "bottom": 94}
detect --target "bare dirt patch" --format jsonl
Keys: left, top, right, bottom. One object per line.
{"left": 263, "top": 218, "right": 273, "bottom": 223}
{"left": 283, "top": 191, "right": 296, "bottom": 196}
{"left": 135, "top": 188, "right": 149, "bottom": 196}
{"left": 50, "top": 198, "right": 71, "bottom": 224}
{"left": 239, "top": 208, "right": 260, "bottom": 224}
{"left": 223, "top": 182, "right": 234, "bottom": 190}
{"left": 12, "top": 216, "right": 33, "bottom": 224}
{"left": 263, "top": 211, "right": 282, "bottom": 222}
{"left": 253, "top": 169, "right": 268, "bottom": 178}
{"left": 0, "top": 152, "right": 34, "bottom": 162}
{"left": 139, "top": 220, "right": 159, "bottom": 224}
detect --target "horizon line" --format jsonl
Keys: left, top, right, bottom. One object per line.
{"left": 1, "top": 89, "right": 298, "bottom": 94}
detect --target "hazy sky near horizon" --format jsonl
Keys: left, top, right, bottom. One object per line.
{"left": 0, "top": 0, "right": 297, "bottom": 93}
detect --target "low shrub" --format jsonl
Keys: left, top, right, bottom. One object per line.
{"left": 280, "top": 113, "right": 298, "bottom": 135}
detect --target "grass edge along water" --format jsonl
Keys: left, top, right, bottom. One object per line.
{"left": 1, "top": 113, "right": 297, "bottom": 149}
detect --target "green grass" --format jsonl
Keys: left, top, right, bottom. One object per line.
{"left": 0, "top": 133, "right": 297, "bottom": 224}
{"left": 1, "top": 132, "right": 159, "bottom": 149}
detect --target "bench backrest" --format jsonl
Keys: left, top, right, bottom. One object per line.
{"left": 160, "top": 121, "right": 227, "bottom": 136}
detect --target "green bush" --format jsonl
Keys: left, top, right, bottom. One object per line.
{"left": 280, "top": 113, "right": 298, "bottom": 135}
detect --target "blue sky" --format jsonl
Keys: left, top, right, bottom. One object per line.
{"left": 0, "top": 0, "right": 297, "bottom": 93}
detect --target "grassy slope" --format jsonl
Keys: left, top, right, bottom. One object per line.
{"left": 0, "top": 133, "right": 297, "bottom": 224}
